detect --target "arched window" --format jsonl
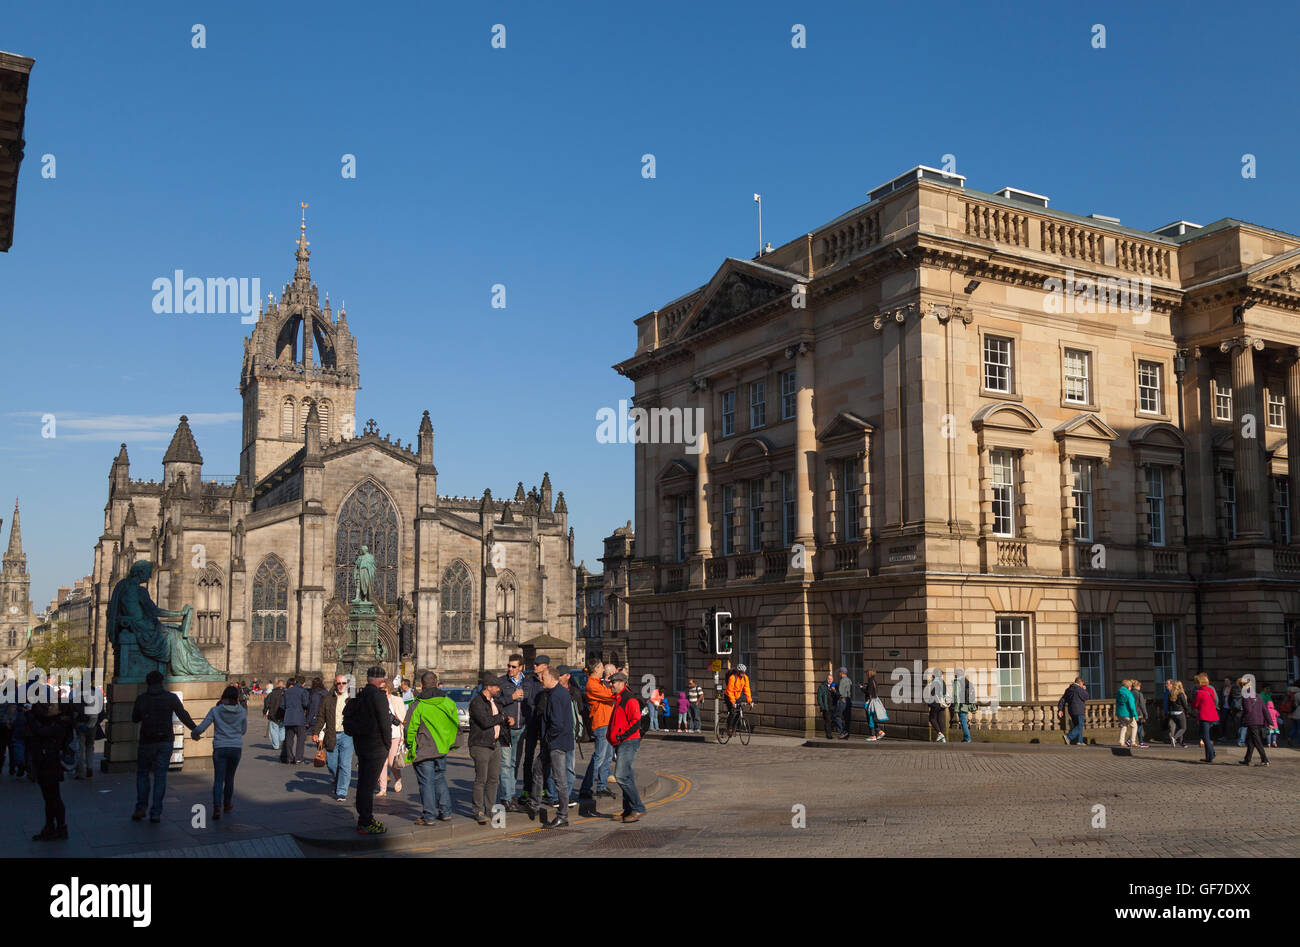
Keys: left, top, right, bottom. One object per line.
{"left": 335, "top": 480, "right": 400, "bottom": 604}
{"left": 251, "top": 557, "right": 288, "bottom": 642}
{"left": 197, "top": 565, "right": 223, "bottom": 645}
{"left": 301, "top": 398, "right": 314, "bottom": 438}
{"left": 440, "top": 561, "right": 473, "bottom": 641}
{"left": 318, "top": 399, "right": 331, "bottom": 440}
{"left": 495, "top": 572, "right": 516, "bottom": 642}
{"left": 280, "top": 397, "right": 296, "bottom": 437}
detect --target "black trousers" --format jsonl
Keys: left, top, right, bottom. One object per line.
{"left": 522, "top": 727, "right": 539, "bottom": 791}
{"left": 37, "top": 766, "right": 65, "bottom": 828}
{"left": 820, "top": 710, "right": 836, "bottom": 739}
{"left": 1243, "top": 725, "right": 1269, "bottom": 764}
{"left": 355, "top": 753, "right": 384, "bottom": 826}
{"left": 282, "top": 725, "right": 306, "bottom": 763}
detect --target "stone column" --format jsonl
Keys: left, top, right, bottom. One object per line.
{"left": 794, "top": 345, "right": 817, "bottom": 558}
{"left": 1220, "top": 336, "right": 1267, "bottom": 539}
{"left": 694, "top": 383, "right": 712, "bottom": 558}
{"left": 1287, "top": 349, "right": 1300, "bottom": 544}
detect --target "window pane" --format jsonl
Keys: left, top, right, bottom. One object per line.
{"left": 839, "top": 619, "right": 863, "bottom": 685}
{"left": 995, "top": 616, "right": 1025, "bottom": 702}
{"left": 1064, "top": 349, "right": 1089, "bottom": 403}
{"left": 1078, "top": 617, "right": 1106, "bottom": 699}
{"left": 984, "top": 337, "right": 1012, "bottom": 392}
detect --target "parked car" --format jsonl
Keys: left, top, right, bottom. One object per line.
{"left": 443, "top": 687, "right": 474, "bottom": 730}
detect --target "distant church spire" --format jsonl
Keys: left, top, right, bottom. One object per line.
{"left": 6, "top": 499, "right": 21, "bottom": 558}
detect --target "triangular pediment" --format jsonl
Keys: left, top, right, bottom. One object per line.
{"left": 1248, "top": 246, "right": 1300, "bottom": 294}
{"left": 972, "top": 402, "right": 1042, "bottom": 433}
{"left": 817, "top": 412, "right": 875, "bottom": 442}
{"left": 1053, "top": 413, "right": 1118, "bottom": 442}
{"left": 670, "top": 257, "right": 804, "bottom": 343}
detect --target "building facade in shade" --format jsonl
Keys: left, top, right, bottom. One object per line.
{"left": 613, "top": 165, "right": 1300, "bottom": 734}
{"left": 575, "top": 523, "right": 634, "bottom": 668}
{"left": 89, "top": 215, "right": 578, "bottom": 685}
{"left": 0, "top": 501, "right": 35, "bottom": 665}
{"left": 34, "top": 575, "right": 94, "bottom": 642}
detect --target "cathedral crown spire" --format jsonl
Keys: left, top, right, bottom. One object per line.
{"left": 294, "top": 201, "right": 311, "bottom": 286}
{"left": 163, "top": 415, "right": 204, "bottom": 465}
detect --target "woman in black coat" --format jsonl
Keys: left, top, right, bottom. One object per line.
{"left": 29, "top": 702, "right": 77, "bottom": 841}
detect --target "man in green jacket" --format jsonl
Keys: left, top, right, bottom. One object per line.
{"left": 403, "top": 671, "right": 459, "bottom": 825}
{"left": 815, "top": 673, "right": 838, "bottom": 739}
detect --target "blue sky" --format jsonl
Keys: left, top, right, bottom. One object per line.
{"left": 2, "top": 0, "right": 1298, "bottom": 606}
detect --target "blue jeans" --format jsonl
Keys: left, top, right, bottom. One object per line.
{"left": 212, "top": 746, "right": 241, "bottom": 809}
{"left": 326, "top": 732, "right": 354, "bottom": 798}
{"left": 268, "top": 720, "right": 284, "bottom": 749}
{"left": 579, "top": 726, "right": 612, "bottom": 797}
{"left": 1201, "top": 721, "right": 1216, "bottom": 761}
{"left": 613, "top": 737, "right": 645, "bottom": 814}
{"left": 498, "top": 727, "right": 525, "bottom": 804}
{"left": 136, "top": 741, "right": 173, "bottom": 818}
{"left": 1067, "top": 714, "right": 1085, "bottom": 745}
{"left": 958, "top": 711, "right": 971, "bottom": 742}
{"left": 648, "top": 708, "right": 660, "bottom": 730}
{"left": 687, "top": 704, "right": 701, "bottom": 732}
{"left": 413, "top": 757, "right": 451, "bottom": 820}
{"left": 1290, "top": 719, "right": 1300, "bottom": 745}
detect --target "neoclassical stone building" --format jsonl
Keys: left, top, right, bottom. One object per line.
{"left": 614, "top": 165, "right": 1300, "bottom": 734}
{"left": 89, "top": 216, "right": 578, "bottom": 684}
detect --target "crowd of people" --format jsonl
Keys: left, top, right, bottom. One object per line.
{"left": 1056, "top": 673, "right": 1299, "bottom": 764}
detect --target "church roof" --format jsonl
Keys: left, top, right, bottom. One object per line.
{"left": 162, "top": 415, "right": 204, "bottom": 465}
{"left": 6, "top": 498, "right": 22, "bottom": 557}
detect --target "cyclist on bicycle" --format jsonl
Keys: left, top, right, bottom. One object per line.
{"left": 723, "top": 664, "right": 753, "bottom": 736}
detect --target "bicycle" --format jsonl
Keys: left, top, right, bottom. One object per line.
{"left": 715, "top": 701, "right": 753, "bottom": 745}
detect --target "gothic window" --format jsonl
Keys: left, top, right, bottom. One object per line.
{"left": 318, "top": 399, "right": 331, "bottom": 440}
{"left": 496, "top": 572, "right": 517, "bottom": 642}
{"left": 335, "top": 480, "right": 400, "bottom": 604}
{"left": 251, "top": 557, "right": 288, "bottom": 642}
{"left": 301, "top": 398, "right": 314, "bottom": 438}
{"left": 197, "top": 565, "right": 223, "bottom": 645}
{"left": 280, "top": 397, "right": 296, "bottom": 437}
{"left": 440, "top": 560, "right": 473, "bottom": 641}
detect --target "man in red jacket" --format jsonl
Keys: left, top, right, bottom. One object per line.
{"left": 606, "top": 672, "right": 646, "bottom": 824}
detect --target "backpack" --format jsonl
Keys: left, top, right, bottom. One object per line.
{"left": 1281, "top": 692, "right": 1296, "bottom": 715}
{"left": 342, "top": 693, "right": 376, "bottom": 740}
{"left": 613, "top": 691, "right": 649, "bottom": 743}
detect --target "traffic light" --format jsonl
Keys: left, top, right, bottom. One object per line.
{"left": 698, "top": 607, "right": 713, "bottom": 653}
{"left": 714, "top": 610, "right": 734, "bottom": 655}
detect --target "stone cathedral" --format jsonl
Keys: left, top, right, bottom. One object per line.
{"left": 89, "top": 213, "right": 578, "bottom": 684}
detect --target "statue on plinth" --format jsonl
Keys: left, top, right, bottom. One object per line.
{"left": 352, "top": 545, "right": 376, "bottom": 603}
{"left": 107, "top": 560, "right": 224, "bottom": 682}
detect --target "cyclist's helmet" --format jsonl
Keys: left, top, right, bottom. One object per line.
{"left": 736, "top": 664, "right": 747, "bottom": 673}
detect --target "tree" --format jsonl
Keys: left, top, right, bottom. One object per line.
{"left": 26, "top": 620, "right": 91, "bottom": 672}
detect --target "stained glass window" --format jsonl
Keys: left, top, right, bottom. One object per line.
{"left": 335, "top": 480, "right": 400, "bottom": 604}
{"left": 441, "top": 560, "right": 473, "bottom": 641}
{"left": 251, "top": 557, "right": 288, "bottom": 642}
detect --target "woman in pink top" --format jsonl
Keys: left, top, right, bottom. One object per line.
{"left": 1192, "top": 672, "right": 1220, "bottom": 763}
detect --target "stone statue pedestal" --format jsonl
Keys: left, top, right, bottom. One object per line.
{"left": 337, "top": 600, "right": 384, "bottom": 681}
{"left": 101, "top": 678, "right": 229, "bottom": 774}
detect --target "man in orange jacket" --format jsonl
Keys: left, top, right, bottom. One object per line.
{"left": 577, "top": 664, "right": 617, "bottom": 800}
{"left": 723, "top": 664, "right": 754, "bottom": 736}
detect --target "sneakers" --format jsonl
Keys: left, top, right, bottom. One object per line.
{"left": 436, "top": 815, "right": 452, "bottom": 822}
{"left": 1062, "top": 734, "right": 1069, "bottom": 745}
{"left": 1139, "top": 743, "right": 1149, "bottom": 748}
{"left": 568, "top": 801, "right": 578, "bottom": 808}
{"left": 394, "top": 780, "right": 402, "bottom": 793}
{"left": 935, "top": 734, "right": 946, "bottom": 743}
{"left": 357, "top": 820, "right": 387, "bottom": 835}
{"left": 335, "top": 795, "right": 348, "bottom": 803}
{"left": 474, "top": 811, "right": 489, "bottom": 825}
{"left": 1256, "top": 762, "right": 1270, "bottom": 767}
{"left": 413, "top": 817, "right": 436, "bottom": 826}
{"left": 865, "top": 736, "right": 878, "bottom": 742}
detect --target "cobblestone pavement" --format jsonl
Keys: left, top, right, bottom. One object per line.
{"left": 376, "top": 735, "right": 1300, "bottom": 859}
{"left": 4, "top": 733, "right": 1297, "bottom": 858}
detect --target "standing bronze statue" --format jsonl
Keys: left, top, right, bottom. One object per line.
{"left": 352, "top": 545, "right": 376, "bottom": 603}
{"left": 106, "top": 560, "right": 224, "bottom": 682}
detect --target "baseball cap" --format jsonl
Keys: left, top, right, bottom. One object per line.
{"left": 610, "top": 671, "right": 628, "bottom": 683}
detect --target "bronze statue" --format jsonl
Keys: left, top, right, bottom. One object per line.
{"left": 106, "top": 560, "right": 223, "bottom": 682}
{"left": 352, "top": 545, "right": 376, "bottom": 603}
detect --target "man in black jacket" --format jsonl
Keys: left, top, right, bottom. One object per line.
{"left": 352, "top": 666, "right": 398, "bottom": 835}
{"left": 521, "top": 654, "right": 550, "bottom": 802}
{"left": 263, "top": 680, "right": 285, "bottom": 750}
{"left": 1057, "top": 676, "right": 1089, "bottom": 746}
{"left": 132, "top": 670, "right": 197, "bottom": 823}
{"left": 280, "top": 677, "right": 310, "bottom": 764}
{"left": 468, "top": 672, "right": 513, "bottom": 824}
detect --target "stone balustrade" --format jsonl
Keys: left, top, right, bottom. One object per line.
{"left": 968, "top": 699, "right": 1117, "bottom": 733}
{"left": 966, "top": 200, "right": 1029, "bottom": 247}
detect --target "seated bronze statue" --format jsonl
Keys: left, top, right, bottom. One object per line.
{"left": 107, "top": 560, "right": 224, "bottom": 682}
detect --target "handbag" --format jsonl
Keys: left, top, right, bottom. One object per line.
{"left": 869, "top": 697, "right": 890, "bottom": 722}
{"left": 313, "top": 745, "right": 327, "bottom": 767}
